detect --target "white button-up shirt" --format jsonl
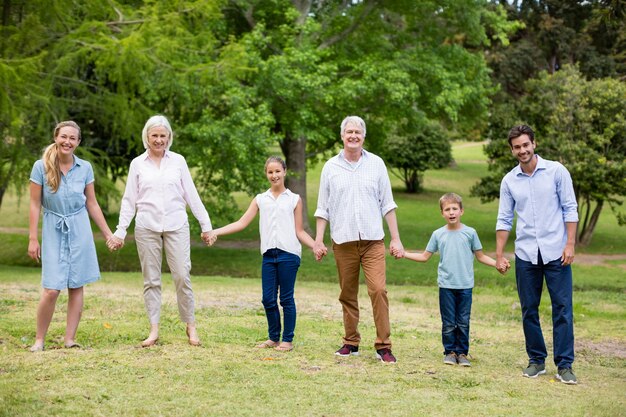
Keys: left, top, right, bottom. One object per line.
{"left": 496, "top": 155, "right": 578, "bottom": 264}
{"left": 114, "top": 150, "right": 212, "bottom": 239}
{"left": 257, "top": 188, "right": 301, "bottom": 257}
{"left": 315, "top": 149, "right": 397, "bottom": 244}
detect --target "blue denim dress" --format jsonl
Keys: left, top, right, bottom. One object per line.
{"left": 30, "top": 157, "right": 101, "bottom": 290}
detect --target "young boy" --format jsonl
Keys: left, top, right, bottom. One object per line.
{"left": 402, "top": 193, "right": 506, "bottom": 366}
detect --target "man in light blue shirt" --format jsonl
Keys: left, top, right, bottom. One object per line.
{"left": 496, "top": 125, "right": 579, "bottom": 385}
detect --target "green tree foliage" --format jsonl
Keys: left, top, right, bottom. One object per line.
{"left": 381, "top": 119, "right": 452, "bottom": 193}
{"left": 2, "top": 0, "right": 517, "bottom": 225}
{"left": 221, "top": 0, "right": 517, "bottom": 227}
{"left": 471, "top": 65, "right": 626, "bottom": 245}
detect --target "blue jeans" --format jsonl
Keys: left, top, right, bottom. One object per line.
{"left": 515, "top": 253, "right": 574, "bottom": 369}
{"left": 439, "top": 288, "right": 473, "bottom": 355}
{"left": 261, "top": 248, "right": 301, "bottom": 343}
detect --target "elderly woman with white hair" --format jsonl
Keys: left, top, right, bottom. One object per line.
{"left": 107, "top": 115, "right": 212, "bottom": 347}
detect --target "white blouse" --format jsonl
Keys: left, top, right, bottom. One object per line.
{"left": 256, "top": 188, "right": 301, "bottom": 258}
{"left": 114, "top": 150, "right": 211, "bottom": 239}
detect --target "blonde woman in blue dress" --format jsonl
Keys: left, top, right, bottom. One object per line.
{"left": 27, "top": 121, "right": 113, "bottom": 352}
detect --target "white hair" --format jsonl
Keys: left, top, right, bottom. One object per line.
{"left": 142, "top": 115, "right": 173, "bottom": 150}
{"left": 340, "top": 115, "right": 366, "bottom": 137}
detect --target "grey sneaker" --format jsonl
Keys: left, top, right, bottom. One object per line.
{"left": 443, "top": 352, "right": 457, "bottom": 365}
{"left": 556, "top": 368, "right": 578, "bottom": 385}
{"left": 523, "top": 362, "right": 546, "bottom": 378}
{"left": 457, "top": 354, "right": 471, "bottom": 367}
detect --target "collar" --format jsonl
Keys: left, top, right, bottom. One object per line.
{"left": 140, "top": 150, "right": 170, "bottom": 161}
{"left": 338, "top": 148, "right": 368, "bottom": 163}
{"left": 514, "top": 154, "right": 546, "bottom": 176}
{"left": 262, "top": 188, "right": 292, "bottom": 199}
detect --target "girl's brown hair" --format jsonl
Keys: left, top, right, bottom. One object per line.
{"left": 43, "top": 121, "right": 81, "bottom": 192}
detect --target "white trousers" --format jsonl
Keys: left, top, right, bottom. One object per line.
{"left": 135, "top": 223, "right": 195, "bottom": 324}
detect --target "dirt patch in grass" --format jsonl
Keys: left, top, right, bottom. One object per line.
{"left": 577, "top": 339, "right": 626, "bottom": 359}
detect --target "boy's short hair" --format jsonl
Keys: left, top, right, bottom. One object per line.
{"left": 439, "top": 192, "right": 463, "bottom": 211}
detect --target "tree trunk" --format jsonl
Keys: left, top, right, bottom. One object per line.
{"left": 578, "top": 199, "right": 603, "bottom": 246}
{"left": 281, "top": 134, "right": 311, "bottom": 233}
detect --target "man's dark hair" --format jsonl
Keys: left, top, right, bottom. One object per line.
{"left": 508, "top": 125, "right": 535, "bottom": 147}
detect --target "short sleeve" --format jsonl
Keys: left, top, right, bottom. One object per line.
{"left": 84, "top": 161, "right": 95, "bottom": 185}
{"left": 425, "top": 231, "right": 439, "bottom": 253}
{"left": 30, "top": 160, "right": 44, "bottom": 185}
{"left": 470, "top": 228, "right": 483, "bottom": 251}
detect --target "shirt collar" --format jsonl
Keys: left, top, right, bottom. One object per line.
{"left": 262, "top": 188, "right": 292, "bottom": 199}
{"left": 514, "top": 154, "right": 546, "bottom": 176}
{"left": 338, "top": 148, "right": 369, "bottom": 163}
{"left": 140, "top": 150, "right": 171, "bottom": 161}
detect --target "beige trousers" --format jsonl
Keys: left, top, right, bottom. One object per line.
{"left": 332, "top": 239, "right": 391, "bottom": 350}
{"left": 135, "top": 223, "right": 195, "bottom": 324}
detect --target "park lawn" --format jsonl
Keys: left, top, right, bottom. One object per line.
{"left": 0, "top": 266, "right": 624, "bottom": 417}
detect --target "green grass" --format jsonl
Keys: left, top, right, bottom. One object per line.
{"left": 0, "top": 266, "right": 624, "bottom": 416}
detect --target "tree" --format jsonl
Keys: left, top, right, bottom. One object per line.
{"left": 222, "top": 0, "right": 518, "bottom": 229}
{"left": 381, "top": 119, "right": 452, "bottom": 193}
{"left": 471, "top": 65, "right": 626, "bottom": 245}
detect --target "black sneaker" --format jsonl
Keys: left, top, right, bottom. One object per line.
{"left": 375, "top": 348, "right": 397, "bottom": 364}
{"left": 556, "top": 368, "right": 578, "bottom": 385}
{"left": 523, "top": 362, "right": 546, "bottom": 378}
{"left": 335, "top": 344, "right": 359, "bottom": 356}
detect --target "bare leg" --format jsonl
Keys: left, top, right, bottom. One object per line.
{"left": 142, "top": 323, "right": 159, "bottom": 347}
{"left": 186, "top": 322, "right": 200, "bottom": 346}
{"left": 64, "top": 287, "right": 84, "bottom": 347}
{"left": 31, "top": 288, "right": 61, "bottom": 351}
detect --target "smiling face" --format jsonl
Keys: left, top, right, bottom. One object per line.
{"left": 441, "top": 202, "right": 464, "bottom": 228}
{"left": 146, "top": 126, "right": 170, "bottom": 157}
{"left": 510, "top": 134, "right": 536, "bottom": 166}
{"left": 54, "top": 126, "right": 80, "bottom": 157}
{"left": 266, "top": 161, "right": 286, "bottom": 188}
{"left": 341, "top": 122, "right": 365, "bottom": 153}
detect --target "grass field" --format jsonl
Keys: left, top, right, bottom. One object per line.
{"left": 0, "top": 141, "right": 624, "bottom": 416}
{"left": 0, "top": 266, "right": 625, "bottom": 416}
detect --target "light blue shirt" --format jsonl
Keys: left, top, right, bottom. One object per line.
{"left": 496, "top": 155, "right": 578, "bottom": 264}
{"left": 426, "top": 224, "right": 482, "bottom": 289}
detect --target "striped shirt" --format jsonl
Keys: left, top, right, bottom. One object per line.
{"left": 314, "top": 149, "right": 397, "bottom": 244}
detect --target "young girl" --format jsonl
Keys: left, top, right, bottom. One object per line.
{"left": 27, "top": 121, "right": 114, "bottom": 351}
{"left": 208, "top": 156, "right": 322, "bottom": 351}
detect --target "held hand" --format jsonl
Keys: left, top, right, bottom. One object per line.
{"left": 106, "top": 236, "right": 124, "bottom": 252}
{"left": 561, "top": 244, "right": 575, "bottom": 266}
{"left": 313, "top": 241, "right": 327, "bottom": 262}
{"left": 28, "top": 239, "right": 41, "bottom": 262}
{"left": 389, "top": 238, "right": 405, "bottom": 259}
{"left": 496, "top": 256, "right": 510, "bottom": 274}
{"left": 202, "top": 231, "right": 217, "bottom": 247}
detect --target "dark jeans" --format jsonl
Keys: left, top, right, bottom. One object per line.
{"left": 439, "top": 287, "right": 473, "bottom": 356}
{"left": 261, "top": 248, "right": 301, "bottom": 343}
{"left": 515, "top": 253, "right": 574, "bottom": 369}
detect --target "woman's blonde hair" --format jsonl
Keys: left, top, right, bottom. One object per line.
{"left": 43, "top": 121, "right": 81, "bottom": 192}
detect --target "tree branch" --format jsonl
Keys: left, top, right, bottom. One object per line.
{"left": 318, "top": 0, "right": 377, "bottom": 49}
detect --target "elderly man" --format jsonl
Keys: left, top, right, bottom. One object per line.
{"left": 496, "top": 124, "right": 579, "bottom": 384}
{"left": 314, "top": 115, "right": 404, "bottom": 363}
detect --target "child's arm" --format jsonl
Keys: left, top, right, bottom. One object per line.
{"left": 474, "top": 250, "right": 498, "bottom": 268}
{"left": 403, "top": 250, "right": 433, "bottom": 263}
{"left": 294, "top": 197, "right": 316, "bottom": 249}
{"left": 212, "top": 199, "right": 259, "bottom": 237}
